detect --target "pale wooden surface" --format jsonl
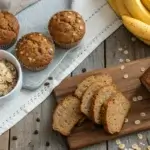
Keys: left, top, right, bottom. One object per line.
{"left": 1, "top": 26, "right": 150, "bottom": 150}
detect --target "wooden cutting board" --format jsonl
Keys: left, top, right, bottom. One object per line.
{"left": 53, "top": 58, "right": 150, "bottom": 150}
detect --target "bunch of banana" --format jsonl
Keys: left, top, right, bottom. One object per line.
{"left": 108, "top": 0, "right": 150, "bottom": 45}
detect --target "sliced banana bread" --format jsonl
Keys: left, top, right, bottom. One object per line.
{"left": 92, "top": 84, "right": 117, "bottom": 124}
{"left": 52, "top": 95, "right": 83, "bottom": 136}
{"left": 74, "top": 74, "right": 112, "bottom": 99}
{"left": 101, "top": 92, "right": 131, "bottom": 134}
{"left": 81, "top": 74, "right": 113, "bottom": 118}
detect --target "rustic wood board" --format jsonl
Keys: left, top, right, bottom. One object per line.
{"left": 54, "top": 57, "right": 150, "bottom": 149}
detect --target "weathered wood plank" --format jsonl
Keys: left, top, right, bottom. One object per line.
{"left": 9, "top": 96, "right": 67, "bottom": 150}
{"left": 72, "top": 43, "right": 107, "bottom": 150}
{"left": 106, "top": 25, "right": 150, "bottom": 150}
{"left": 0, "top": 131, "right": 9, "bottom": 150}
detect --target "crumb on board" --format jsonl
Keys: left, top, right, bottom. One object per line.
{"left": 137, "top": 96, "right": 143, "bottom": 101}
{"left": 120, "top": 65, "right": 125, "bottom": 70}
{"left": 140, "top": 67, "right": 145, "bottom": 72}
{"left": 118, "top": 47, "right": 123, "bottom": 51}
{"left": 135, "top": 120, "right": 141, "bottom": 125}
{"left": 124, "top": 74, "right": 128, "bottom": 79}
{"left": 125, "top": 118, "right": 128, "bottom": 123}
{"left": 140, "top": 112, "right": 146, "bottom": 117}
{"left": 132, "top": 97, "right": 137, "bottom": 102}
{"left": 124, "top": 50, "right": 129, "bottom": 55}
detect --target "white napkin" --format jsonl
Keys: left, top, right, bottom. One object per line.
{"left": 0, "top": 0, "right": 122, "bottom": 135}
{"left": 0, "top": 0, "right": 40, "bottom": 14}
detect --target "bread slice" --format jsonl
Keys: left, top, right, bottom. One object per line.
{"left": 92, "top": 84, "right": 117, "bottom": 124}
{"left": 81, "top": 74, "right": 113, "bottom": 118}
{"left": 52, "top": 95, "right": 83, "bottom": 136}
{"left": 140, "top": 67, "right": 150, "bottom": 92}
{"left": 101, "top": 92, "right": 131, "bottom": 134}
{"left": 74, "top": 74, "right": 112, "bottom": 99}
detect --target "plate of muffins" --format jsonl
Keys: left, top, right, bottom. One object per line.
{"left": 0, "top": 10, "right": 86, "bottom": 90}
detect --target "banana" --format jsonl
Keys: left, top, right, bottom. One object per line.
{"left": 115, "top": 0, "right": 130, "bottom": 16}
{"left": 142, "top": 0, "right": 150, "bottom": 11}
{"left": 108, "top": 0, "right": 120, "bottom": 16}
{"left": 139, "top": 37, "right": 150, "bottom": 45}
{"left": 124, "top": 0, "right": 150, "bottom": 25}
{"left": 122, "top": 15, "right": 150, "bottom": 41}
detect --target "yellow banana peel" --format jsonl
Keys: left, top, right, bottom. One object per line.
{"left": 108, "top": 0, "right": 120, "bottom": 16}
{"left": 141, "top": 0, "right": 150, "bottom": 11}
{"left": 139, "top": 37, "right": 150, "bottom": 45}
{"left": 124, "top": 0, "right": 150, "bottom": 25}
{"left": 122, "top": 15, "right": 150, "bottom": 41}
{"left": 115, "top": 0, "right": 130, "bottom": 16}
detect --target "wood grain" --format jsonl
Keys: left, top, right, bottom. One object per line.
{"left": 54, "top": 57, "right": 150, "bottom": 149}
{"left": 0, "top": 131, "right": 9, "bottom": 150}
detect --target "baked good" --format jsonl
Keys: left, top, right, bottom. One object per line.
{"left": 92, "top": 84, "right": 117, "bottom": 124}
{"left": 75, "top": 74, "right": 113, "bottom": 99}
{"left": 48, "top": 10, "right": 85, "bottom": 49}
{"left": 0, "top": 11, "right": 19, "bottom": 49}
{"left": 52, "top": 95, "right": 83, "bottom": 136}
{"left": 101, "top": 92, "right": 131, "bottom": 134}
{"left": 16, "top": 32, "right": 54, "bottom": 71}
{"left": 0, "top": 59, "right": 17, "bottom": 96}
{"left": 81, "top": 74, "right": 113, "bottom": 118}
{"left": 140, "top": 67, "right": 150, "bottom": 92}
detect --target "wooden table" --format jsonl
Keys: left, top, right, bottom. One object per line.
{"left": 1, "top": 26, "right": 150, "bottom": 150}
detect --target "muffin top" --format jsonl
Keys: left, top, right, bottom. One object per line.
{"left": 16, "top": 32, "right": 54, "bottom": 69}
{"left": 0, "top": 11, "right": 19, "bottom": 45}
{"left": 48, "top": 10, "right": 86, "bottom": 44}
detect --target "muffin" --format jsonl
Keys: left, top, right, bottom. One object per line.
{"left": 48, "top": 10, "right": 86, "bottom": 49}
{"left": 0, "top": 11, "right": 19, "bottom": 49}
{"left": 16, "top": 32, "right": 54, "bottom": 71}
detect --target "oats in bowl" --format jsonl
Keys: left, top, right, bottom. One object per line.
{"left": 0, "top": 59, "right": 18, "bottom": 97}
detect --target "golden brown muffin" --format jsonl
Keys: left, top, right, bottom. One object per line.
{"left": 16, "top": 32, "right": 54, "bottom": 71}
{"left": 48, "top": 10, "right": 86, "bottom": 49}
{"left": 0, "top": 11, "right": 20, "bottom": 49}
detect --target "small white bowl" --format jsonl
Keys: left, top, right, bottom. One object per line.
{"left": 0, "top": 50, "right": 23, "bottom": 105}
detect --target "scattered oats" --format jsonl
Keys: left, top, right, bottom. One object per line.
{"left": 131, "top": 37, "right": 136, "bottom": 42}
{"left": 140, "top": 112, "right": 146, "bottom": 117}
{"left": 135, "top": 120, "right": 141, "bottom": 125}
{"left": 137, "top": 133, "right": 143, "bottom": 140}
{"left": 118, "top": 47, "right": 123, "bottom": 51}
{"left": 129, "top": 148, "right": 134, "bottom": 150}
{"left": 124, "top": 50, "right": 129, "bottom": 55}
{"left": 120, "top": 65, "right": 125, "bottom": 70}
{"left": 116, "top": 139, "right": 121, "bottom": 145}
{"left": 119, "top": 58, "right": 124, "bottom": 63}
{"left": 137, "top": 96, "right": 143, "bottom": 101}
{"left": 132, "top": 97, "right": 137, "bottom": 102}
{"left": 126, "top": 59, "right": 131, "bottom": 63}
{"left": 124, "top": 74, "right": 128, "bottom": 79}
{"left": 119, "top": 144, "right": 125, "bottom": 149}
{"left": 139, "top": 142, "right": 145, "bottom": 146}
{"left": 125, "top": 118, "right": 128, "bottom": 123}
{"left": 147, "top": 145, "right": 150, "bottom": 150}
{"left": 140, "top": 67, "right": 145, "bottom": 72}
{"left": 132, "top": 144, "right": 139, "bottom": 149}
